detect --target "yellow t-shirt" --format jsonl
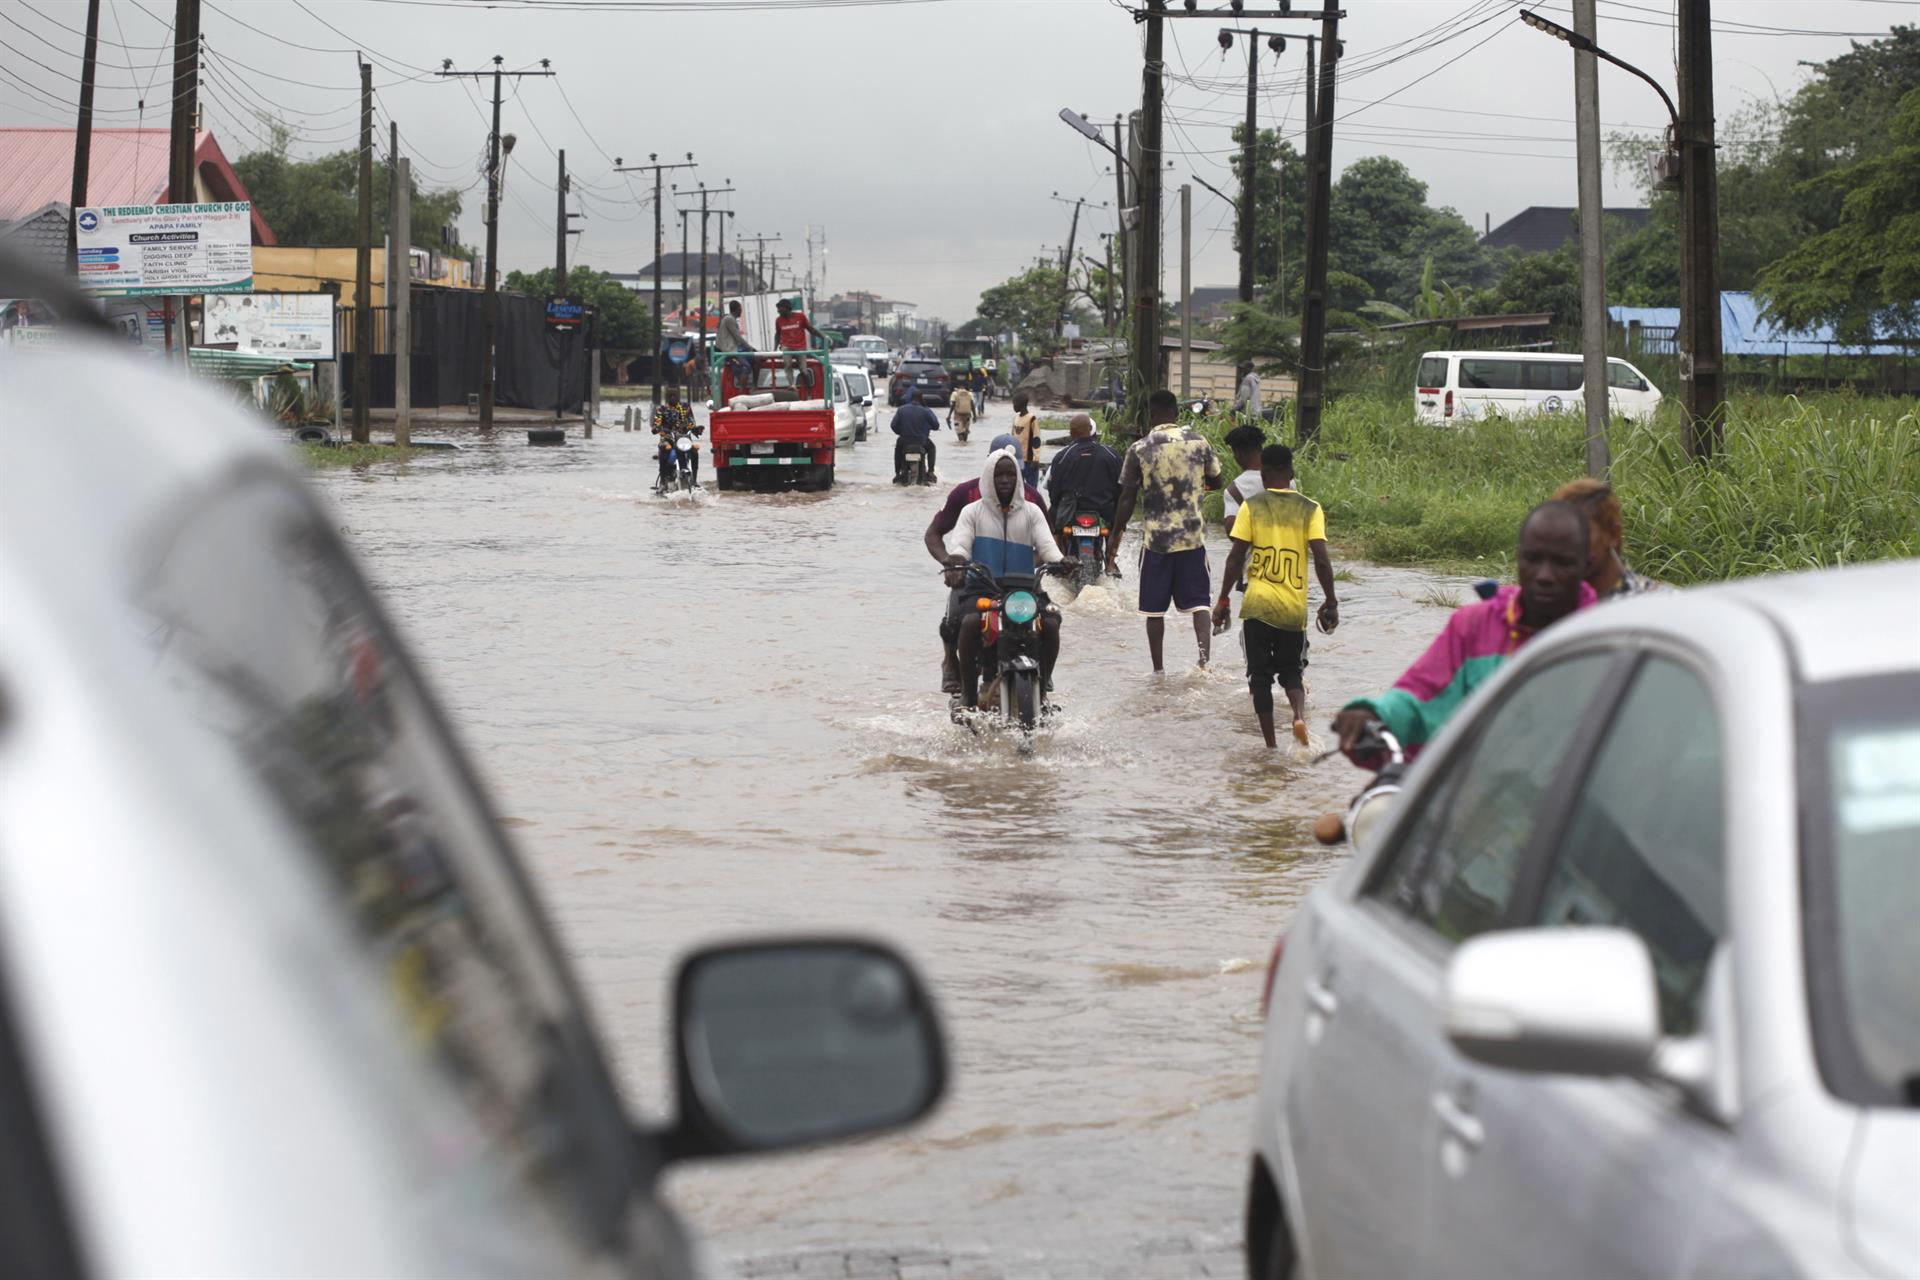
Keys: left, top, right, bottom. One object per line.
{"left": 1229, "top": 488, "right": 1326, "bottom": 630}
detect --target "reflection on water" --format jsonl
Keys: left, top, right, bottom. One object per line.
{"left": 311, "top": 400, "right": 1457, "bottom": 1257}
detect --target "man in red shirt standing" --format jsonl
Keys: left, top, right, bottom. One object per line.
{"left": 773, "top": 297, "right": 827, "bottom": 394}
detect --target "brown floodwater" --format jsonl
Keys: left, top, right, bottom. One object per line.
{"left": 310, "top": 397, "right": 1458, "bottom": 1267}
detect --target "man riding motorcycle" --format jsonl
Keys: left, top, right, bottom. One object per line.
{"left": 892, "top": 385, "right": 940, "bottom": 483}
{"left": 1045, "top": 412, "right": 1123, "bottom": 554}
{"left": 943, "top": 450, "right": 1075, "bottom": 710}
{"left": 652, "top": 388, "right": 701, "bottom": 489}
{"left": 925, "top": 434, "right": 1047, "bottom": 694}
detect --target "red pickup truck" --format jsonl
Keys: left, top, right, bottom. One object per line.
{"left": 708, "top": 350, "right": 840, "bottom": 491}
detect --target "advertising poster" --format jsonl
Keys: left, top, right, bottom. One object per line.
{"left": 75, "top": 203, "right": 254, "bottom": 297}
{"left": 204, "top": 292, "right": 337, "bottom": 360}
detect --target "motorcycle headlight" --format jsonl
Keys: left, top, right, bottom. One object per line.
{"left": 1002, "top": 591, "right": 1038, "bottom": 624}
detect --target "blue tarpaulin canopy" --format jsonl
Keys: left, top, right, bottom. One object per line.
{"left": 1609, "top": 291, "right": 1912, "bottom": 356}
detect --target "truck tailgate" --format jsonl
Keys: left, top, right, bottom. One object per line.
{"left": 710, "top": 410, "right": 834, "bottom": 445}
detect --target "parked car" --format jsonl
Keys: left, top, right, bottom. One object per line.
{"left": 889, "top": 359, "right": 951, "bottom": 407}
{"left": 1413, "top": 350, "right": 1662, "bottom": 425}
{"left": 843, "top": 334, "right": 892, "bottom": 380}
{"left": 835, "top": 366, "right": 876, "bottom": 441}
{"left": 1248, "top": 561, "right": 1920, "bottom": 1280}
{"left": 830, "top": 367, "right": 860, "bottom": 447}
{"left": 0, "top": 322, "right": 947, "bottom": 1276}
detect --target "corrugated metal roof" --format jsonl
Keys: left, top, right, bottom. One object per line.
{"left": 0, "top": 129, "right": 275, "bottom": 243}
{"left": 1608, "top": 291, "right": 1912, "bottom": 357}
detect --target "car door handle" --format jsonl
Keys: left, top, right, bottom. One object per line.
{"left": 1304, "top": 978, "right": 1339, "bottom": 1019}
{"left": 1432, "top": 1090, "right": 1483, "bottom": 1150}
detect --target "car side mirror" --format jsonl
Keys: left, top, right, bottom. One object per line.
{"left": 661, "top": 939, "right": 945, "bottom": 1163}
{"left": 1445, "top": 927, "right": 1660, "bottom": 1077}
{"left": 861, "top": 396, "right": 874, "bottom": 407}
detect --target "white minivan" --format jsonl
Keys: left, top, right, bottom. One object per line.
{"left": 1415, "top": 351, "right": 1661, "bottom": 425}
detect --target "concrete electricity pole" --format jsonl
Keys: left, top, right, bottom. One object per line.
{"left": 1677, "top": 0, "right": 1723, "bottom": 457}
{"left": 1572, "top": 0, "right": 1610, "bottom": 478}
{"left": 613, "top": 152, "right": 695, "bottom": 408}
{"left": 393, "top": 155, "right": 412, "bottom": 447}
{"left": 353, "top": 60, "right": 372, "bottom": 444}
{"left": 437, "top": 55, "right": 553, "bottom": 430}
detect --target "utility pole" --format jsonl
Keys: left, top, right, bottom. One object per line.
{"left": 1180, "top": 182, "right": 1192, "bottom": 398}
{"left": 739, "top": 232, "right": 782, "bottom": 297}
{"left": 1295, "top": 14, "right": 1339, "bottom": 445}
{"left": 683, "top": 180, "right": 733, "bottom": 387}
{"left": 165, "top": 0, "right": 200, "bottom": 360}
{"left": 1113, "top": 115, "right": 1129, "bottom": 345}
{"left": 1229, "top": 28, "right": 1265, "bottom": 380}
{"left": 67, "top": 0, "right": 102, "bottom": 273}
{"left": 1572, "top": 0, "right": 1610, "bottom": 477}
{"left": 386, "top": 119, "right": 399, "bottom": 351}
{"left": 1103, "top": 232, "right": 1116, "bottom": 332}
{"left": 353, "top": 60, "right": 372, "bottom": 444}
{"left": 1048, "top": 192, "right": 1091, "bottom": 342}
{"left": 393, "top": 155, "right": 411, "bottom": 447}
{"left": 1677, "top": 0, "right": 1723, "bottom": 458}
{"left": 614, "top": 153, "right": 695, "bottom": 408}
{"left": 1128, "top": 2, "right": 1165, "bottom": 434}
{"left": 678, "top": 206, "right": 690, "bottom": 316}
{"left": 553, "top": 148, "right": 571, "bottom": 422}
{"left": 437, "top": 55, "right": 553, "bottom": 430}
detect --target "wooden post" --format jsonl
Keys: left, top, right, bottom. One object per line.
{"left": 393, "top": 156, "right": 412, "bottom": 447}
{"left": 352, "top": 60, "right": 373, "bottom": 444}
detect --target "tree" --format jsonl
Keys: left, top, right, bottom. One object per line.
{"left": 970, "top": 265, "right": 1070, "bottom": 352}
{"left": 1756, "top": 88, "right": 1920, "bottom": 344}
{"left": 233, "top": 119, "right": 475, "bottom": 258}
{"left": 503, "top": 266, "right": 658, "bottom": 350}
{"left": 1320, "top": 156, "right": 1493, "bottom": 312}
{"left": 1227, "top": 126, "right": 1308, "bottom": 306}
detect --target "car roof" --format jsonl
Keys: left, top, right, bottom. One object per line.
{"left": 1705, "top": 558, "right": 1920, "bottom": 683}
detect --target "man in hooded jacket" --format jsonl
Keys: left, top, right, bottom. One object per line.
{"left": 943, "top": 450, "right": 1071, "bottom": 709}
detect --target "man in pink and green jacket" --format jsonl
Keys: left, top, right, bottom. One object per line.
{"left": 1334, "top": 501, "right": 1599, "bottom": 758}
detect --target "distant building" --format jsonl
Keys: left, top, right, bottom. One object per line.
{"left": 1480, "top": 205, "right": 1649, "bottom": 255}
{"left": 0, "top": 127, "right": 276, "bottom": 248}
{"left": 613, "top": 252, "right": 764, "bottom": 312}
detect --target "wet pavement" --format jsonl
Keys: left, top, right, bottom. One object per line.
{"left": 309, "top": 395, "right": 1458, "bottom": 1275}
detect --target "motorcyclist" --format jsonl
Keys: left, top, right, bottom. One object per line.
{"left": 1045, "top": 412, "right": 1123, "bottom": 555}
{"left": 892, "top": 385, "right": 940, "bottom": 483}
{"left": 652, "top": 387, "right": 701, "bottom": 489}
{"left": 925, "top": 434, "right": 1048, "bottom": 694}
{"left": 943, "top": 450, "right": 1074, "bottom": 710}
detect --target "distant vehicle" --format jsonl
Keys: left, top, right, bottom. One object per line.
{"left": 836, "top": 367, "right": 876, "bottom": 441}
{"left": 890, "top": 359, "right": 952, "bottom": 407}
{"left": 1415, "top": 350, "right": 1661, "bottom": 425}
{"left": 0, "top": 314, "right": 947, "bottom": 1277}
{"left": 710, "top": 348, "right": 843, "bottom": 490}
{"left": 1247, "top": 561, "right": 1920, "bottom": 1280}
{"left": 829, "top": 368, "right": 859, "bottom": 449}
{"left": 941, "top": 336, "right": 995, "bottom": 387}
{"left": 844, "top": 334, "right": 892, "bottom": 380}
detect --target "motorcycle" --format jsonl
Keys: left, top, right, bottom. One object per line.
{"left": 1311, "top": 720, "right": 1406, "bottom": 853}
{"left": 948, "top": 561, "right": 1073, "bottom": 742}
{"left": 900, "top": 446, "right": 933, "bottom": 486}
{"left": 655, "top": 426, "right": 702, "bottom": 495}
{"left": 1057, "top": 510, "right": 1111, "bottom": 590}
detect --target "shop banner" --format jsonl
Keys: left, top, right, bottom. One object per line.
{"left": 75, "top": 203, "right": 254, "bottom": 296}
{"left": 204, "top": 292, "right": 337, "bottom": 360}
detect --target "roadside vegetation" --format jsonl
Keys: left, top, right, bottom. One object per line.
{"left": 296, "top": 442, "right": 423, "bottom": 469}
{"left": 1178, "top": 393, "right": 1918, "bottom": 586}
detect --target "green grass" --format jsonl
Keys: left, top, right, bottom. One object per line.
{"left": 296, "top": 442, "right": 423, "bottom": 469}
{"left": 1191, "top": 393, "right": 1920, "bottom": 585}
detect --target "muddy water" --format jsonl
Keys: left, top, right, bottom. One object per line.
{"left": 312, "top": 399, "right": 1457, "bottom": 1262}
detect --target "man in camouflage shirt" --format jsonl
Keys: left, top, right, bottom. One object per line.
{"left": 1105, "top": 388, "right": 1225, "bottom": 670}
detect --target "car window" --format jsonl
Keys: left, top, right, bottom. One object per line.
{"left": 1371, "top": 653, "right": 1614, "bottom": 943}
{"left": 1459, "top": 358, "right": 1521, "bottom": 390}
{"left": 1534, "top": 659, "right": 1725, "bottom": 1035}
{"left": 1417, "top": 356, "right": 1448, "bottom": 387}
{"left": 1606, "top": 361, "right": 1647, "bottom": 391}
{"left": 134, "top": 477, "right": 637, "bottom": 1254}
{"left": 1523, "top": 361, "right": 1583, "bottom": 392}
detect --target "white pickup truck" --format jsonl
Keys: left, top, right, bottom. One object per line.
{"left": 843, "top": 334, "right": 891, "bottom": 380}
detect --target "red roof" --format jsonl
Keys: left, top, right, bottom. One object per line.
{"left": 0, "top": 128, "right": 276, "bottom": 244}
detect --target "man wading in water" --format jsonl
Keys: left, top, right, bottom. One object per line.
{"left": 1106, "top": 389, "right": 1224, "bottom": 671}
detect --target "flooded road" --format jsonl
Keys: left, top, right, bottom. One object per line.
{"left": 310, "top": 398, "right": 1457, "bottom": 1268}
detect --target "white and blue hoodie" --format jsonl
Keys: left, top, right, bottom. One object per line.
{"left": 944, "top": 448, "right": 1065, "bottom": 578}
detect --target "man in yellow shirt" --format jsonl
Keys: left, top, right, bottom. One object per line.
{"left": 1211, "top": 444, "right": 1340, "bottom": 747}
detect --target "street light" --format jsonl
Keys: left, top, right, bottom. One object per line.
{"left": 1058, "top": 108, "right": 1140, "bottom": 187}
{"left": 1518, "top": 8, "right": 1678, "bottom": 130}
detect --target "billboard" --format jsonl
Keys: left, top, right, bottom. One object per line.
{"left": 204, "top": 292, "right": 337, "bottom": 360}
{"left": 75, "top": 202, "right": 254, "bottom": 296}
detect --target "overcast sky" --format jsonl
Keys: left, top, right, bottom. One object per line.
{"left": 5, "top": 0, "right": 1906, "bottom": 319}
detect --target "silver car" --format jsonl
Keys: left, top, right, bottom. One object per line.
{"left": 1249, "top": 561, "right": 1920, "bottom": 1280}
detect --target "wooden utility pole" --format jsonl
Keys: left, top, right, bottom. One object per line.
{"left": 1055, "top": 195, "right": 1084, "bottom": 342}
{"left": 1236, "top": 30, "right": 1260, "bottom": 381}
{"left": 1127, "top": 2, "right": 1165, "bottom": 433}
{"left": 387, "top": 120, "right": 400, "bottom": 351}
{"left": 393, "top": 156, "right": 412, "bottom": 446}
{"left": 1677, "top": 0, "right": 1723, "bottom": 457}
{"left": 1180, "top": 183, "right": 1192, "bottom": 398}
{"left": 1295, "top": 13, "right": 1339, "bottom": 445}
{"left": 1113, "top": 115, "right": 1129, "bottom": 348}
{"left": 436, "top": 56, "right": 553, "bottom": 430}
{"left": 1572, "top": 0, "right": 1610, "bottom": 477}
{"left": 1104, "top": 233, "right": 1116, "bottom": 333}
{"left": 67, "top": 0, "right": 102, "bottom": 274}
{"left": 554, "top": 148, "right": 570, "bottom": 422}
{"left": 165, "top": 0, "right": 200, "bottom": 359}
{"left": 684, "top": 181, "right": 733, "bottom": 396}
{"left": 353, "top": 60, "right": 372, "bottom": 444}
{"left": 613, "top": 152, "right": 695, "bottom": 407}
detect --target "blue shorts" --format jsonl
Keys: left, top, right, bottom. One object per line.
{"left": 1138, "top": 547, "right": 1211, "bottom": 617}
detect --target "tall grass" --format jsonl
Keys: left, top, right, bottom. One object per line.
{"left": 1191, "top": 393, "right": 1919, "bottom": 584}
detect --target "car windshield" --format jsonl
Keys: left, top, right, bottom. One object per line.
{"left": 1802, "top": 675, "right": 1920, "bottom": 1107}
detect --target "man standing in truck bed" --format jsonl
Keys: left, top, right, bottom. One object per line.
{"left": 773, "top": 298, "right": 827, "bottom": 393}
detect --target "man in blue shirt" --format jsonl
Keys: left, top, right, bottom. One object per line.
{"left": 891, "top": 386, "right": 940, "bottom": 483}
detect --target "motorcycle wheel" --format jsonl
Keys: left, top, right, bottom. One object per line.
{"left": 1011, "top": 671, "right": 1039, "bottom": 734}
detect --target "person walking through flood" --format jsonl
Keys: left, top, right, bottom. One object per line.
{"left": 1106, "top": 389, "right": 1224, "bottom": 671}
{"left": 947, "top": 384, "right": 976, "bottom": 442}
{"left": 1552, "top": 476, "right": 1654, "bottom": 598}
{"left": 1212, "top": 444, "right": 1339, "bottom": 748}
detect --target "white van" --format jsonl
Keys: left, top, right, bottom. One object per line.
{"left": 1415, "top": 351, "right": 1661, "bottom": 425}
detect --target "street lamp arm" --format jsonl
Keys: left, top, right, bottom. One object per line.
{"left": 1589, "top": 43, "right": 1679, "bottom": 130}
{"left": 1190, "top": 172, "right": 1233, "bottom": 205}
{"left": 1059, "top": 108, "right": 1141, "bottom": 186}
{"left": 1519, "top": 9, "right": 1677, "bottom": 130}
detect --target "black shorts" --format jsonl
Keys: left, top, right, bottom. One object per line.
{"left": 1244, "top": 617, "right": 1308, "bottom": 690}
{"left": 1138, "top": 547, "right": 1211, "bottom": 616}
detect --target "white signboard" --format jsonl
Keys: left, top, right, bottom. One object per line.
{"left": 204, "top": 292, "right": 337, "bottom": 360}
{"left": 75, "top": 202, "right": 254, "bottom": 296}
